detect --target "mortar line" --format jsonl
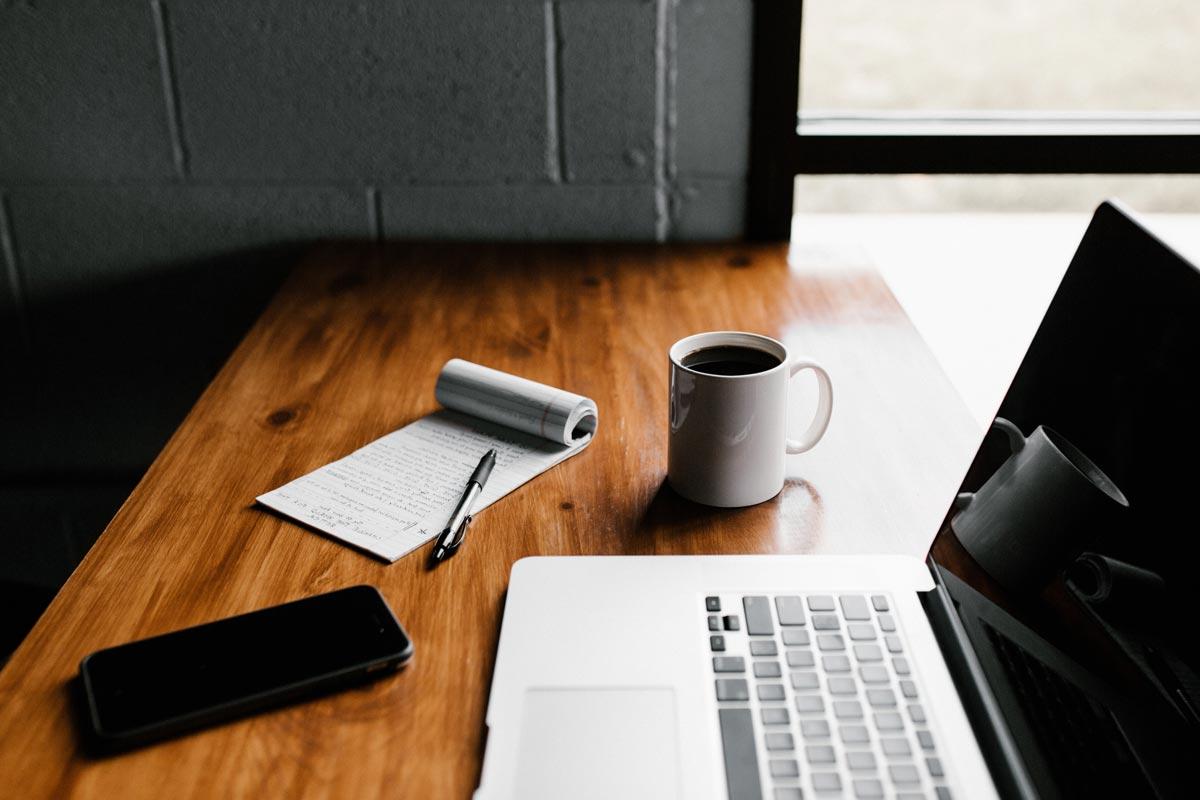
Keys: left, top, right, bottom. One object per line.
{"left": 366, "top": 186, "right": 384, "bottom": 242}
{"left": 0, "top": 178, "right": 655, "bottom": 189}
{"left": 151, "top": 0, "right": 191, "bottom": 178}
{"left": 653, "top": 0, "right": 673, "bottom": 241}
{"left": 0, "top": 191, "right": 30, "bottom": 348}
{"left": 545, "top": 1, "right": 568, "bottom": 183}
{"left": 664, "top": 0, "right": 678, "bottom": 186}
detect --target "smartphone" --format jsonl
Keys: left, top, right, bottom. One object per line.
{"left": 79, "top": 585, "right": 413, "bottom": 752}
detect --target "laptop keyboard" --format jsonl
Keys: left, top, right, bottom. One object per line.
{"left": 707, "top": 593, "right": 951, "bottom": 800}
{"left": 984, "top": 623, "right": 1151, "bottom": 798}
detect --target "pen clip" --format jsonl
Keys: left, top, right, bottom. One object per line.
{"left": 447, "top": 514, "right": 472, "bottom": 551}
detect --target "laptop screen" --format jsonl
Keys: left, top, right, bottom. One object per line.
{"left": 926, "top": 202, "right": 1200, "bottom": 796}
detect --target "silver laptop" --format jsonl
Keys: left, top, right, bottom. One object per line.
{"left": 476, "top": 202, "right": 1200, "bottom": 800}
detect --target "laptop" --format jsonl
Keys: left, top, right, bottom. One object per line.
{"left": 476, "top": 201, "right": 1200, "bottom": 799}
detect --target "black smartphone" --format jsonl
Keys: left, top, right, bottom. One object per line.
{"left": 79, "top": 585, "right": 413, "bottom": 752}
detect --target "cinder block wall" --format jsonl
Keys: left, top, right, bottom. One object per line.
{"left": 0, "top": 0, "right": 752, "bottom": 312}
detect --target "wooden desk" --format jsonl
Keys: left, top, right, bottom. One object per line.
{"left": 0, "top": 243, "right": 978, "bottom": 798}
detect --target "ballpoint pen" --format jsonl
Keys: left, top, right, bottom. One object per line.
{"left": 430, "top": 449, "right": 496, "bottom": 566}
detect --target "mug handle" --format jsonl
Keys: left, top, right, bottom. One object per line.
{"left": 786, "top": 359, "right": 834, "bottom": 454}
{"left": 991, "top": 417, "right": 1026, "bottom": 454}
{"left": 955, "top": 418, "right": 1025, "bottom": 510}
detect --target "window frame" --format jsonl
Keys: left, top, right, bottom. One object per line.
{"left": 746, "top": 0, "right": 1200, "bottom": 240}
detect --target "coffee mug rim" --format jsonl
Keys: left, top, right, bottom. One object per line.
{"left": 1035, "top": 424, "right": 1130, "bottom": 508}
{"left": 669, "top": 331, "right": 788, "bottom": 380}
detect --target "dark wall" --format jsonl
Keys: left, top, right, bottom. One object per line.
{"left": 1, "top": 0, "right": 752, "bottom": 312}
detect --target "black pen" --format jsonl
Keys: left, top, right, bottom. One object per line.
{"left": 430, "top": 449, "right": 497, "bottom": 565}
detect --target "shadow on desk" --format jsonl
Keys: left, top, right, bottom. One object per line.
{"left": 0, "top": 245, "right": 302, "bottom": 661}
{"left": 638, "top": 477, "right": 825, "bottom": 553}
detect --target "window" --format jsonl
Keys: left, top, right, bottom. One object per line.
{"left": 747, "top": 0, "right": 1200, "bottom": 238}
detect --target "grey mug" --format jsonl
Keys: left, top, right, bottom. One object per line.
{"left": 951, "top": 417, "right": 1129, "bottom": 593}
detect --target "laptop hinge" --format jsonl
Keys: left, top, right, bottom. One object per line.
{"left": 921, "top": 560, "right": 1039, "bottom": 800}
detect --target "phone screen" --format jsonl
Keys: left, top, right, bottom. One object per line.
{"left": 81, "top": 585, "right": 411, "bottom": 739}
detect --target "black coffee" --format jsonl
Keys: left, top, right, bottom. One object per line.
{"left": 682, "top": 345, "right": 781, "bottom": 376}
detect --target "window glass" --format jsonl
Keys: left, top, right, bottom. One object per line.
{"left": 800, "top": 1, "right": 1200, "bottom": 112}
{"left": 793, "top": 175, "right": 1200, "bottom": 213}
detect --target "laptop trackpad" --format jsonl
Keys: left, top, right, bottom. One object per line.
{"left": 514, "top": 687, "right": 679, "bottom": 799}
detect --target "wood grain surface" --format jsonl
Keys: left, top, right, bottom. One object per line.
{"left": 0, "top": 242, "right": 979, "bottom": 798}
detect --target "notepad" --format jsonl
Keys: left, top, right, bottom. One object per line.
{"left": 257, "top": 359, "right": 598, "bottom": 562}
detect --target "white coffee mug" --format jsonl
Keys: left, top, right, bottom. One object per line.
{"left": 667, "top": 331, "right": 834, "bottom": 507}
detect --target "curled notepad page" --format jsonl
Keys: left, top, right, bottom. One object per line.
{"left": 435, "top": 359, "right": 598, "bottom": 446}
{"left": 256, "top": 360, "right": 598, "bottom": 562}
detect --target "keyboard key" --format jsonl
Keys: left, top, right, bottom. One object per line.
{"left": 791, "top": 672, "right": 820, "bottom": 691}
{"left": 866, "top": 689, "right": 896, "bottom": 708}
{"left": 770, "top": 759, "right": 800, "bottom": 778}
{"left": 853, "top": 644, "right": 882, "bottom": 661}
{"left": 763, "top": 705, "right": 792, "bottom": 724}
{"left": 860, "top": 665, "right": 889, "bottom": 683}
{"left": 812, "top": 614, "right": 840, "bottom": 630}
{"left": 893, "top": 656, "right": 911, "bottom": 675}
{"left": 706, "top": 596, "right": 722, "bottom": 612}
{"left": 714, "top": 656, "right": 746, "bottom": 673}
{"left": 787, "top": 650, "right": 815, "bottom": 668}
{"left": 800, "top": 719, "right": 830, "bottom": 738}
{"left": 754, "top": 662, "right": 782, "bottom": 679}
{"left": 847, "top": 624, "right": 876, "bottom": 641}
{"left": 899, "top": 680, "right": 918, "bottom": 699}
{"left": 839, "top": 595, "right": 871, "bottom": 620}
{"left": 927, "top": 756, "right": 945, "bottom": 777}
{"left": 708, "top": 616, "right": 722, "bottom": 631}
{"left": 917, "top": 730, "right": 935, "bottom": 751}
{"left": 807, "top": 595, "right": 835, "bottom": 611}
{"left": 812, "top": 772, "right": 842, "bottom": 792}
{"left": 762, "top": 707, "right": 790, "bottom": 725}
{"left": 853, "top": 778, "right": 884, "bottom": 798}
{"left": 889, "top": 764, "right": 921, "bottom": 784}
{"left": 766, "top": 732, "right": 795, "bottom": 751}
{"left": 718, "top": 708, "right": 762, "bottom": 800}
{"left": 710, "top": 635, "right": 726, "bottom": 652}
{"left": 847, "top": 751, "right": 876, "bottom": 770}
{"left": 898, "top": 795, "right": 925, "bottom": 800}
{"left": 885, "top": 635, "right": 903, "bottom": 653}
{"left": 724, "top": 615, "right": 741, "bottom": 631}
{"left": 828, "top": 677, "right": 857, "bottom": 695}
{"left": 817, "top": 634, "right": 845, "bottom": 651}
{"left": 936, "top": 787, "right": 953, "bottom": 800}
{"left": 716, "top": 679, "right": 750, "bottom": 701}
{"left": 782, "top": 629, "right": 811, "bottom": 647}
{"left": 759, "top": 684, "right": 786, "bottom": 701}
{"left": 795, "top": 695, "right": 825, "bottom": 713}
{"left": 805, "top": 744, "right": 836, "bottom": 764}
{"left": 881, "top": 737, "right": 911, "bottom": 757}
{"left": 822, "top": 655, "right": 851, "bottom": 672}
{"left": 775, "top": 596, "right": 806, "bottom": 626}
{"left": 871, "top": 595, "right": 889, "bottom": 612}
{"left": 744, "top": 596, "right": 775, "bottom": 636}
{"left": 874, "top": 712, "right": 904, "bottom": 730}
{"left": 839, "top": 725, "right": 870, "bottom": 745}
{"left": 751, "top": 640, "right": 779, "bottom": 657}
{"left": 774, "top": 789, "right": 803, "bottom": 800}
{"left": 908, "top": 704, "right": 926, "bottom": 724}
{"left": 878, "top": 614, "right": 896, "bottom": 632}
{"left": 833, "top": 700, "right": 863, "bottom": 719}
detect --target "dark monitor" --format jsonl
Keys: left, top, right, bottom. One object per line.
{"left": 928, "top": 202, "right": 1200, "bottom": 799}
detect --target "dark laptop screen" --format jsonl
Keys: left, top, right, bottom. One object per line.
{"left": 927, "top": 202, "right": 1200, "bottom": 797}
